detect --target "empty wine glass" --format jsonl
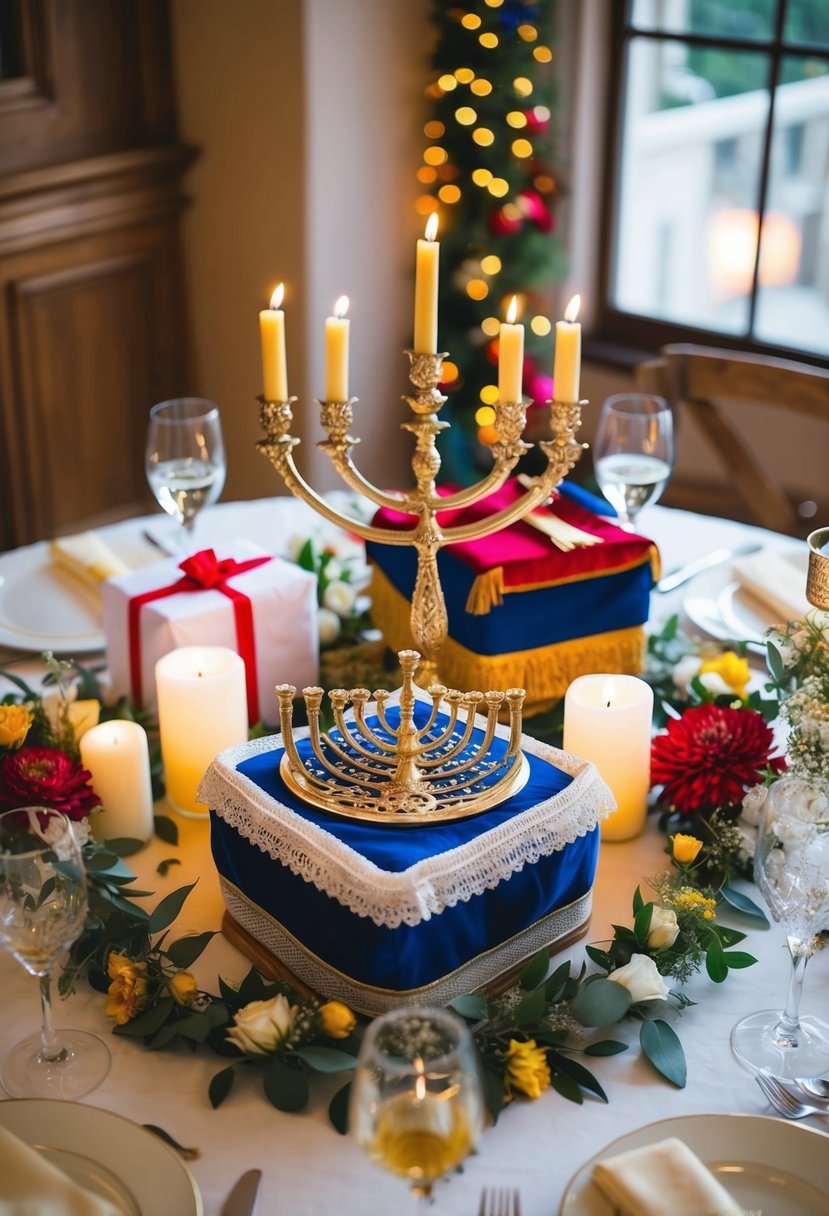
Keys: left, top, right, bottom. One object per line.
{"left": 594, "top": 393, "right": 674, "bottom": 529}
{"left": 731, "top": 777, "right": 829, "bottom": 1077}
{"left": 0, "top": 807, "right": 111, "bottom": 1098}
{"left": 145, "top": 397, "right": 226, "bottom": 551}
{"left": 350, "top": 1006, "right": 484, "bottom": 1210}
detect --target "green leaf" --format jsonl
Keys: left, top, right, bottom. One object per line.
{"left": 101, "top": 837, "right": 146, "bottom": 857}
{"left": 705, "top": 940, "right": 729, "bottom": 984}
{"left": 481, "top": 1068, "right": 506, "bottom": 1123}
{"left": 448, "top": 994, "right": 487, "bottom": 1021}
{"left": 209, "top": 1065, "right": 236, "bottom": 1109}
{"left": 148, "top": 882, "right": 197, "bottom": 934}
{"left": 571, "top": 979, "right": 632, "bottom": 1028}
{"left": 639, "top": 1019, "right": 686, "bottom": 1088}
{"left": 236, "top": 966, "right": 266, "bottom": 1005}
{"left": 550, "top": 1071, "right": 584, "bottom": 1104}
{"left": 148, "top": 1021, "right": 180, "bottom": 1051}
{"left": 584, "top": 1039, "right": 629, "bottom": 1057}
{"left": 172, "top": 1012, "right": 211, "bottom": 1042}
{"left": 154, "top": 815, "right": 179, "bottom": 846}
{"left": 585, "top": 946, "right": 612, "bottom": 970}
{"left": 157, "top": 858, "right": 182, "bottom": 877}
{"left": 720, "top": 886, "right": 769, "bottom": 925}
{"left": 711, "top": 924, "right": 747, "bottom": 948}
{"left": 263, "top": 1061, "right": 309, "bottom": 1112}
{"left": 329, "top": 1082, "right": 352, "bottom": 1135}
{"left": 766, "top": 640, "right": 785, "bottom": 684}
{"left": 633, "top": 902, "right": 654, "bottom": 944}
{"left": 551, "top": 1054, "right": 608, "bottom": 1102}
{"left": 513, "top": 985, "right": 547, "bottom": 1026}
{"left": 294, "top": 1045, "right": 358, "bottom": 1073}
{"left": 113, "top": 999, "right": 174, "bottom": 1038}
{"left": 544, "top": 961, "right": 572, "bottom": 1003}
{"left": 722, "top": 950, "right": 758, "bottom": 970}
{"left": 165, "top": 931, "right": 217, "bottom": 969}
{"left": 632, "top": 885, "right": 645, "bottom": 916}
{"left": 519, "top": 948, "right": 549, "bottom": 991}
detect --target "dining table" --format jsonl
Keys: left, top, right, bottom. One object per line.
{"left": 0, "top": 496, "right": 827, "bottom": 1215}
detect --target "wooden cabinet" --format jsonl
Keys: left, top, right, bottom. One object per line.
{"left": 0, "top": 1, "right": 195, "bottom": 548}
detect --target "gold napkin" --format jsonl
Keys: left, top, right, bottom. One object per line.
{"left": 50, "top": 531, "right": 130, "bottom": 587}
{"left": 591, "top": 1135, "right": 741, "bottom": 1216}
{"left": 733, "top": 550, "right": 810, "bottom": 625}
{"left": 0, "top": 1124, "right": 122, "bottom": 1215}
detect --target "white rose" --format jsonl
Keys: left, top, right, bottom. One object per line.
{"left": 672, "top": 655, "right": 701, "bottom": 692}
{"left": 740, "top": 784, "right": 769, "bottom": 827}
{"left": 323, "top": 580, "right": 356, "bottom": 617}
{"left": 226, "top": 994, "right": 296, "bottom": 1056}
{"left": 610, "top": 954, "right": 670, "bottom": 1003}
{"left": 318, "top": 607, "right": 341, "bottom": 646}
{"left": 323, "top": 558, "right": 343, "bottom": 583}
{"left": 646, "top": 906, "right": 680, "bottom": 949}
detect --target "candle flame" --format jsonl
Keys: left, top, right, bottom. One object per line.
{"left": 334, "top": 294, "right": 349, "bottom": 319}
{"left": 602, "top": 676, "right": 616, "bottom": 709}
{"left": 564, "top": 294, "right": 581, "bottom": 323}
{"left": 414, "top": 1056, "right": 426, "bottom": 1101}
{"left": 425, "top": 212, "right": 439, "bottom": 242}
{"left": 270, "top": 283, "right": 285, "bottom": 310}
{"left": 506, "top": 295, "right": 518, "bottom": 324}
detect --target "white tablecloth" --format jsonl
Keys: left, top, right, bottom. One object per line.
{"left": 1, "top": 500, "right": 826, "bottom": 1214}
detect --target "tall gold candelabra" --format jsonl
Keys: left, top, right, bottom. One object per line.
{"left": 258, "top": 350, "right": 586, "bottom": 684}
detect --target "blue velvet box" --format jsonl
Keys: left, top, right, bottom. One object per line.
{"left": 200, "top": 705, "right": 612, "bottom": 1014}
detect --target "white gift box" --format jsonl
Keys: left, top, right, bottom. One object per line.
{"left": 103, "top": 539, "right": 319, "bottom": 724}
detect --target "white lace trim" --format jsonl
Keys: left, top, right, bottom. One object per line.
{"left": 199, "top": 695, "right": 614, "bottom": 930}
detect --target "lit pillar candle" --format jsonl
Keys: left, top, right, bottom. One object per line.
{"left": 325, "top": 295, "right": 350, "bottom": 401}
{"left": 563, "top": 673, "right": 653, "bottom": 842}
{"left": 260, "top": 283, "right": 288, "bottom": 401}
{"left": 79, "top": 720, "right": 154, "bottom": 843}
{"left": 498, "top": 295, "right": 524, "bottom": 404}
{"left": 155, "top": 646, "right": 248, "bottom": 817}
{"left": 553, "top": 294, "right": 582, "bottom": 403}
{"left": 413, "top": 212, "right": 439, "bottom": 353}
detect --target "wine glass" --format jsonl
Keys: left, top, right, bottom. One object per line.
{"left": 731, "top": 777, "right": 829, "bottom": 1077}
{"left": 350, "top": 1006, "right": 484, "bottom": 1210}
{"left": 145, "top": 397, "right": 226, "bottom": 551}
{"left": 593, "top": 393, "right": 674, "bottom": 529}
{"left": 0, "top": 807, "right": 111, "bottom": 1098}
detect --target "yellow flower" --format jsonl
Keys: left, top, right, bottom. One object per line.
{"left": 664, "top": 887, "right": 717, "bottom": 920}
{"left": 169, "top": 970, "right": 198, "bottom": 1006}
{"left": 0, "top": 705, "right": 32, "bottom": 749}
{"left": 503, "top": 1038, "right": 551, "bottom": 1101}
{"left": 699, "top": 650, "right": 750, "bottom": 698}
{"left": 105, "top": 952, "right": 149, "bottom": 1025}
{"left": 318, "top": 1000, "right": 356, "bottom": 1039}
{"left": 671, "top": 833, "right": 703, "bottom": 864}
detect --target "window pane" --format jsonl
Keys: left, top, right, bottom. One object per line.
{"left": 611, "top": 37, "right": 770, "bottom": 334}
{"left": 630, "top": 0, "right": 776, "bottom": 41}
{"left": 784, "top": 0, "right": 829, "bottom": 49}
{"left": 754, "top": 55, "right": 829, "bottom": 354}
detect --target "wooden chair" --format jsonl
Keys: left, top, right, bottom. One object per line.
{"left": 634, "top": 344, "right": 829, "bottom": 535}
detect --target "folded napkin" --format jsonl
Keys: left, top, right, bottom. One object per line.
{"left": 733, "top": 550, "right": 810, "bottom": 624}
{"left": 591, "top": 1136, "right": 741, "bottom": 1216}
{"left": 0, "top": 1125, "right": 122, "bottom": 1215}
{"left": 51, "top": 531, "right": 130, "bottom": 587}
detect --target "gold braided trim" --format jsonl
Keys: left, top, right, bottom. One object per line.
{"left": 465, "top": 565, "right": 504, "bottom": 614}
{"left": 370, "top": 565, "right": 646, "bottom": 708}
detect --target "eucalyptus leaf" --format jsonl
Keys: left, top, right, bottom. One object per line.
{"left": 448, "top": 994, "right": 487, "bottom": 1021}
{"left": 148, "top": 882, "right": 197, "bottom": 934}
{"left": 329, "top": 1082, "right": 352, "bottom": 1135}
{"left": 639, "top": 1019, "right": 686, "bottom": 1088}
{"left": 571, "top": 979, "right": 632, "bottom": 1028}
{"left": 209, "top": 1065, "right": 236, "bottom": 1109}
{"left": 766, "top": 640, "right": 785, "bottom": 685}
{"left": 513, "top": 985, "right": 547, "bottom": 1026}
{"left": 519, "top": 948, "right": 550, "bottom": 991}
{"left": 154, "top": 815, "right": 179, "bottom": 846}
{"left": 263, "top": 1061, "right": 309, "bottom": 1112}
{"left": 100, "top": 838, "right": 146, "bottom": 857}
{"left": 113, "top": 999, "right": 174, "bottom": 1038}
{"left": 720, "top": 886, "right": 769, "bottom": 925}
{"left": 172, "top": 1012, "right": 211, "bottom": 1042}
{"left": 165, "top": 931, "right": 217, "bottom": 969}
{"left": 584, "top": 1039, "right": 628, "bottom": 1057}
{"left": 294, "top": 1045, "right": 358, "bottom": 1073}
{"left": 482, "top": 1068, "right": 506, "bottom": 1123}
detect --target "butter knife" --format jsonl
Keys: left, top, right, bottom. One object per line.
{"left": 656, "top": 542, "right": 762, "bottom": 594}
{"left": 221, "top": 1169, "right": 262, "bottom": 1216}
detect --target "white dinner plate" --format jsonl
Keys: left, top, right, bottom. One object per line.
{"left": 560, "top": 1113, "right": 829, "bottom": 1215}
{"left": 0, "top": 1098, "right": 202, "bottom": 1215}
{"left": 683, "top": 547, "right": 808, "bottom": 645}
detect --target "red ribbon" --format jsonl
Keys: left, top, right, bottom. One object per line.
{"left": 128, "top": 549, "right": 272, "bottom": 722}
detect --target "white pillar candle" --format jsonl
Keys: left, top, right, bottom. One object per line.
{"left": 553, "top": 293, "right": 582, "bottom": 403}
{"left": 259, "top": 283, "right": 288, "bottom": 401}
{"left": 413, "top": 212, "right": 439, "bottom": 354}
{"left": 498, "top": 295, "right": 524, "bottom": 404}
{"left": 563, "top": 673, "right": 653, "bottom": 842}
{"left": 80, "top": 720, "right": 154, "bottom": 843}
{"left": 155, "top": 646, "right": 248, "bottom": 818}
{"left": 325, "top": 295, "right": 350, "bottom": 401}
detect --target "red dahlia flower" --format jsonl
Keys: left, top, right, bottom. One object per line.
{"left": 651, "top": 704, "right": 786, "bottom": 818}
{"left": 0, "top": 746, "right": 101, "bottom": 820}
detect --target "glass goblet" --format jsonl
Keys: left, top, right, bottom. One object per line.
{"left": 350, "top": 1006, "right": 484, "bottom": 1210}
{"left": 145, "top": 397, "right": 226, "bottom": 552}
{"left": 0, "top": 807, "right": 111, "bottom": 1098}
{"left": 731, "top": 777, "right": 829, "bottom": 1077}
{"left": 593, "top": 393, "right": 674, "bottom": 529}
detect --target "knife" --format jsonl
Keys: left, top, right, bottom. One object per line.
{"left": 221, "top": 1169, "right": 262, "bottom": 1216}
{"left": 655, "top": 542, "right": 762, "bottom": 594}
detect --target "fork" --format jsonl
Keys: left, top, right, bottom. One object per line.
{"left": 755, "top": 1070, "right": 829, "bottom": 1119}
{"left": 478, "top": 1186, "right": 521, "bottom": 1216}
{"left": 516, "top": 474, "right": 603, "bottom": 551}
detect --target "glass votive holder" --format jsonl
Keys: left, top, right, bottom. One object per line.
{"left": 806, "top": 527, "right": 829, "bottom": 612}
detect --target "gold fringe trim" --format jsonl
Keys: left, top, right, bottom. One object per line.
{"left": 369, "top": 565, "right": 646, "bottom": 711}
{"left": 465, "top": 565, "right": 504, "bottom": 614}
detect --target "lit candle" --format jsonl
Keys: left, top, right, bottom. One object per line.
{"left": 259, "top": 283, "right": 288, "bottom": 402}
{"left": 155, "top": 646, "right": 248, "bottom": 817}
{"left": 498, "top": 295, "right": 524, "bottom": 404}
{"left": 80, "top": 720, "right": 154, "bottom": 843}
{"left": 414, "top": 213, "right": 439, "bottom": 354}
{"left": 563, "top": 673, "right": 653, "bottom": 841}
{"left": 553, "top": 294, "right": 581, "bottom": 403}
{"left": 325, "top": 295, "right": 350, "bottom": 401}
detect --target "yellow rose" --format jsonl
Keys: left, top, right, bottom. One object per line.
{"left": 318, "top": 1000, "right": 356, "bottom": 1039}
{"left": 671, "top": 833, "right": 704, "bottom": 864}
{"left": 0, "top": 705, "right": 32, "bottom": 749}
{"left": 503, "top": 1038, "right": 551, "bottom": 1101}
{"left": 699, "top": 651, "right": 750, "bottom": 698}
{"left": 169, "top": 970, "right": 198, "bottom": 1007}
{"left": 105, "top": 952, "right": 149, "bottom": 1025}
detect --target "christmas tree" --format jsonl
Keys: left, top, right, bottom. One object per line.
{"left": 417, "top": 0, "right": 566, "bottom": 482}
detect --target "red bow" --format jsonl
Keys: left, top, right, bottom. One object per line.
{"left": 128, "top": 549, "right": 272, "bottom": 722}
